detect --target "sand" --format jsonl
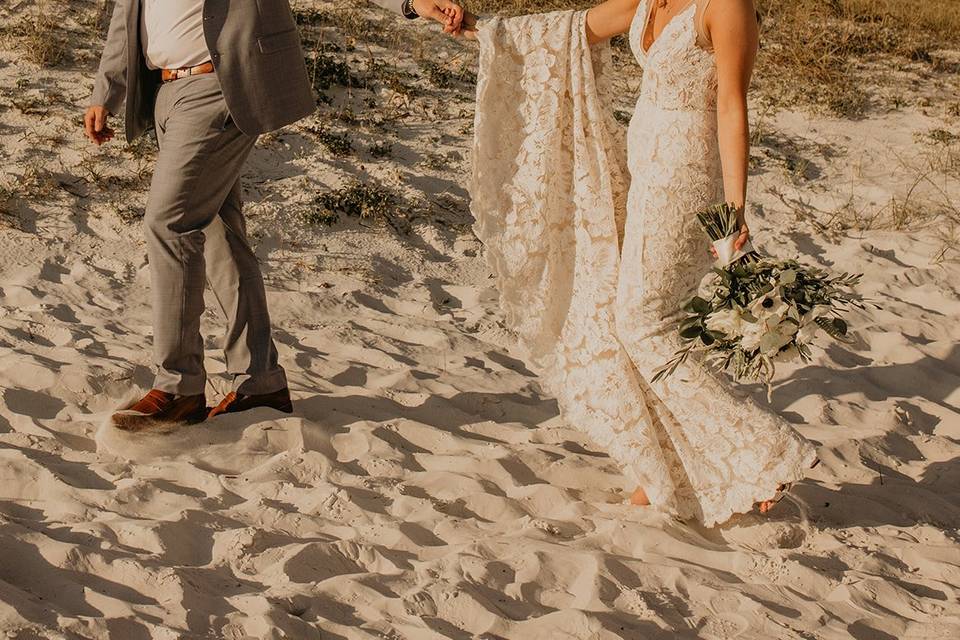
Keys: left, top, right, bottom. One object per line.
{"left": 0, "top": 1, "right": 959, "bottom": 638}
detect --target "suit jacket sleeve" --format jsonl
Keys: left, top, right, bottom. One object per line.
{"left": 90, "top": 0, "right": 129, "bottom": 114}
{"left": 366, "top": 0, "right": 407, "bottom": 16}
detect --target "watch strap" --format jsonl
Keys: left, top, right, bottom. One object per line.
{"left": 402, "top": 0, "right": 419, "bottom": 19}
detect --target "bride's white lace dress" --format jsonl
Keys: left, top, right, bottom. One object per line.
{"left": 471, "top": 2, "right": 818, "bottom": 526}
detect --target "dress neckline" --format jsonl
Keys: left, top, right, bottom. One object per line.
{"left": 640, "top": 0, "right": 697, "bottom": 56}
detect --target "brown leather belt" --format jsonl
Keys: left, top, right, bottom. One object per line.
{"left": 161, "top": 61, "right": 215, "bottom": 83}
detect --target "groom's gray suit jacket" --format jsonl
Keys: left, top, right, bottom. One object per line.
{"left": 91, "top": 0, "right": 405, "bottom": 142}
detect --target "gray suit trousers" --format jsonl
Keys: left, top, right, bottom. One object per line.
{"left": 146, "top": 74, "right": 286, "bottom": 396}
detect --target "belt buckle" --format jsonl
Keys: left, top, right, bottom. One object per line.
{"left": 176, "top": 67, "right": 190, "bottom": 79}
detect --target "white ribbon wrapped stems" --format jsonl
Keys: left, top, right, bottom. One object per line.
{"left": 712, "top": 232, "right": 755, "bottom": 268}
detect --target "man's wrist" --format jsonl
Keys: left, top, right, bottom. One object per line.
{"left": 402, "top": 0, "right": 419, "bottom": 19}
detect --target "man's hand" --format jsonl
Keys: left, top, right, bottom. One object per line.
{"left": 412, "top": 0, "right": 464, "bottom": 35}
{"left": 83, "top": 105, "right": 115, "bottom": 146}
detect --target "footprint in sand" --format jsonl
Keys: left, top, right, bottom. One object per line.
{"left": 700, "top": 612, "right": 750, "bottom": 639}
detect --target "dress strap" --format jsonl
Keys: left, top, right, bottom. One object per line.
{"left": 696, "top": 0, "right": 761, "bottom": 52}
{"left": 694, "top": 0, "right": 713, "bottom": 52}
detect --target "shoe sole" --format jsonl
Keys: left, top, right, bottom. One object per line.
{"left": 111, "top": 407, "right": 207, "bottom": 433}
{"left": 208, "top": 402, "right": 294, "bottom": 419}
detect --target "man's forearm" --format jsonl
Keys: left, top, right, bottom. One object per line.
{"left": 90, "top": 0, "right": 129, "bottom": 112}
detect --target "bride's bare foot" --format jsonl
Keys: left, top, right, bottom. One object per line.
{"left": 630, "top": 487, "right": 650, "bottom": 506}
{"left": 758, "top": 484, "right": 788, "bottom": 514}
{"left": 758, "top": 458, "right": 821, "bottom": 514}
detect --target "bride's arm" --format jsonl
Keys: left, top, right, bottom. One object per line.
{"left": 707, "top": 0, "right": 760, "bottom": 249}
{"left": 586, "top": 0, "right": 642, "bottom": 45}
{"left": 457, "top": 0, "right": 638, "bottom": 42}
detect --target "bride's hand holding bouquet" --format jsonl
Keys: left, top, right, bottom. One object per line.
{"left": 654, "top": 203, "right": 872, "bottom": 399}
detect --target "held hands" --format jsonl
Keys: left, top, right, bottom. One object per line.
{"left": 411, "top": 0, "right": 478, "bottom": 39}
{"left": 83, "top": 105, "right": 115, "bottom": 146}
{"left": 412, "top": 0, "right": 465, "bottom": 35}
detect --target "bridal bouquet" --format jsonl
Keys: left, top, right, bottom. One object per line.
{"left": 652, "top": 203, "right": 867, "bottom": 395}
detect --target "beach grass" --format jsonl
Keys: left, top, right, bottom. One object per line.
{"left": 754, "top": 0, "right": 960, "bottom": 115}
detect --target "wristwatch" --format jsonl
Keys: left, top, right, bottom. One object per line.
{"left": 401, "top": 0, "right": 419, "bottom": 19}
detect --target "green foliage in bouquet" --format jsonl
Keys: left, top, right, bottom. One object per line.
{"left": 652, "top": 203, "right": 870, "bottom": 396}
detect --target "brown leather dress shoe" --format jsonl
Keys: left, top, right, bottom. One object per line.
{"left": 111, "top": 389, "right": 207, "bottom": 432}
{"left": 208, "top": 387, "right": 294, "bottom": 419}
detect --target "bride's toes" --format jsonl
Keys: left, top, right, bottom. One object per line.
{"left": 630, "top": 487, "right": 651, "bottom": 506}
{"left": 758, "top": 483, "right": 791, "bottom": 515}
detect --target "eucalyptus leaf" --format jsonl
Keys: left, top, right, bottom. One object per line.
{"left": 691, "top": 297, "right": 710, "bottom": 314}
{"left": 833, "top": 318, "right": 848, "bottom": 335}
{"left": 679, "top": 324, "right": 703, "bottom": 340}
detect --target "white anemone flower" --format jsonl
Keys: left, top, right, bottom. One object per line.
{"left": 748, "top": 290, "right": 788, "bottom": 324}
{"left": 705, "top": 307, "right": 745, "bottom": 338}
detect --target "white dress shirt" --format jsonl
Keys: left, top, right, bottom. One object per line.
{"left": 140, "top": 0, "right": 210, "bottom": 70}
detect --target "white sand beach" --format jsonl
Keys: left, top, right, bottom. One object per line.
{"left": 0, "top": 1, "right": 958, "bottom": 638}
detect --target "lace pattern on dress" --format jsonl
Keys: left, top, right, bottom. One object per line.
{"left": 471, "top": 7, "right": 817, "bottom": 526}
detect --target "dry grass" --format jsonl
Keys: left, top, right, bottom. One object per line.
{"left": 0, "top": 163, "right": 59, "bottom": 229}
{"left": 20, "top": 14, "right": 66, "bottom": 67}
{"left": 0, "top": 183, "right": 16, "bottom": 226}
{"left": 754, "top": 0, "right": 960, "bottom": 116}
{"left": 829, "top": 0, "right": 960, "bottom": 42}
{"left": 468, "top": 0, "right": 592, "bottom": 14}
{"left": 304, "top": 121, "right": 354, "bottom": 156}
{"left": 305, "top": 181, "right": 396, "bottom": 225}
{"left": 0, "top": 0, "right": 116, "bottom": 69}
{"left": 0, "top": 2, "right": 67, "bottom": 68}
{"left": 788, "top": 129, "right": 960, "bottom": 260}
